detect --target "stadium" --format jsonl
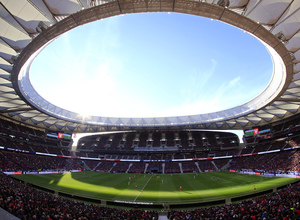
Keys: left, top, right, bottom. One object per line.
{"left": 1, "top": 0, "right": 300, "bottom": 219}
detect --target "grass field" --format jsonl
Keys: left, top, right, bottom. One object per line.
{"left": 14, "top": 171, "right": 297, "bottom": 204}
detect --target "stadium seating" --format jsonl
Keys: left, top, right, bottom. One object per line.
{"left": 0, "top": 174, "right": 158, "bottom": 219}
{"left": 1, "top": 116, "right": 300, "bottom": 219}
{"left": 167, "top": 182, "right": 300, "bottom": 219}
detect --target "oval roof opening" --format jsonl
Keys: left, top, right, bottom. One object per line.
{"left": 29, "top": 12, "right": 272, "bottom": 118}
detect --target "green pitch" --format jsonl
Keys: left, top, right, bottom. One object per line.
{"left": 14, "top": 171, "right": 297, "bottom": 204}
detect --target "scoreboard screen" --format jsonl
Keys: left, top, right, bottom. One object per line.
{"left": 47, "top": 132, "right": 72, "bottom": 140}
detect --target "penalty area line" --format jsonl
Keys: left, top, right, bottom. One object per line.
{"left": 134, "top": 175, "right": 153, "bottom": 202}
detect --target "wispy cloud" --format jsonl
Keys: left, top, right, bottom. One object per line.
{"left": 229, "top": 76, "right": 241, "bottom": 87}
{"left": 180, "top": 58, "right": 217, "bottom": 104}
{"left": 159, "top": 66, "right": 245, "bottom": 117}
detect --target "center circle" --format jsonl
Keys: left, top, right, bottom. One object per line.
{"left": 29, "top": 12, "right": 272, "bottom": 118}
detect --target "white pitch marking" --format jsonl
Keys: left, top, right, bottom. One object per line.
{"left": 134, "top": 175, "right": 153, "bottom": 202}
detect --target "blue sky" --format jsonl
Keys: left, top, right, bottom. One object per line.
{"left": 30, "top": 12, "right": 273, "bottom": 120}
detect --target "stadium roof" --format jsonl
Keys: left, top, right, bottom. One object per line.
{"left": 1, "top": 0, "right": 300, "bottom": 132}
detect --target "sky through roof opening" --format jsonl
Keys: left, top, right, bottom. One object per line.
{"left": 30, "top": 12, "right": 273, "bottom": 118}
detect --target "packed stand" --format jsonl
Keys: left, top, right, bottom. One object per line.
{"left": 0, "top": 174, "right": 158, "bottom": 220}
{"left": 230, "top": 150, "right": 300, "bottom": 173}
{"left": 168, "top": 183, "right": 300, "bottom": 219}
{"left": 0, "top": 151, "right": 81, "bottom": 172}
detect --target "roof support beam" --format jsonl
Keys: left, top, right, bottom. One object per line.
{"left": 277, "top": 98, "right": 300, "bottom": 102}
{"left": 117, "top": 0, "right": 122, "bottom": 13}
{"left": 0, "top": 107, "right": 33, "bottom": 113}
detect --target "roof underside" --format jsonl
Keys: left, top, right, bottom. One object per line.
{"left": 1, "top": 0, "right": 300, "bottom": 132}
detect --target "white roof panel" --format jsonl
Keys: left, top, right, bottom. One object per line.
{"left": 44, "top": 0, "right": 83, "bottom": 15}
{"left": 246, "top": 0, "right": 290, "bottom": 24}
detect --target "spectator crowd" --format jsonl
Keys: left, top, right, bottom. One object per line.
{"left": 0, "top": 174, "right": 158, "bottom": 220}
{"left": 168, "top": 183, "right": 300, "bottom": 219}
